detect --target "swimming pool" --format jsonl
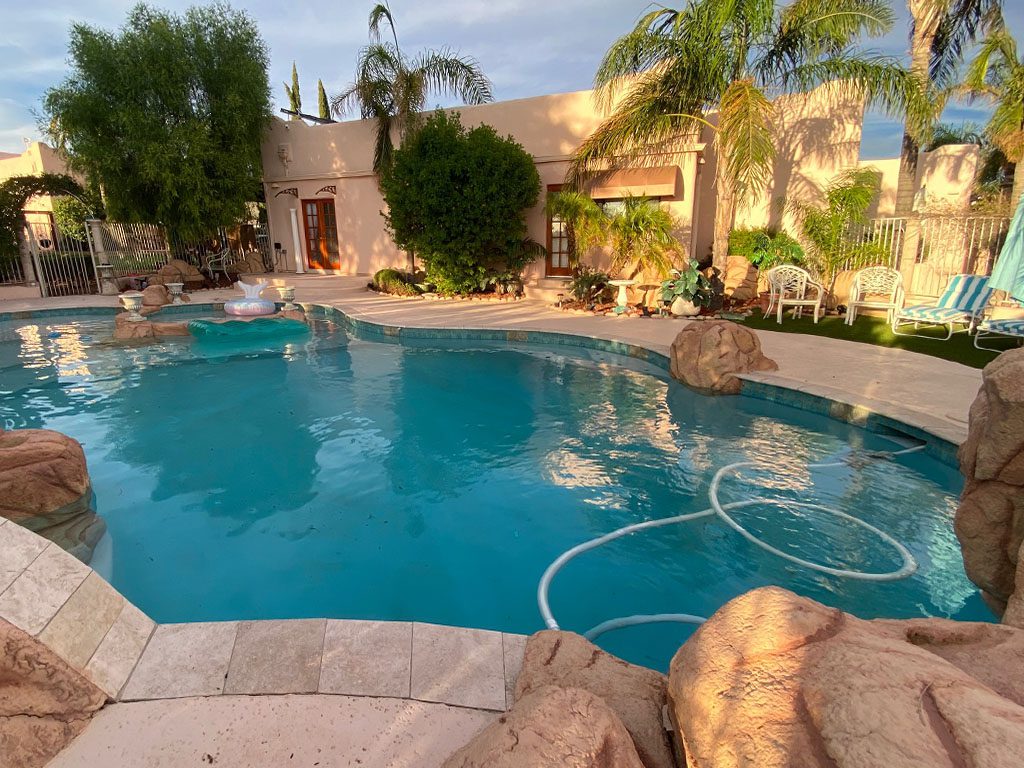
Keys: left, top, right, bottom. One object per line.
{"left": 0, "top": 307, "right": 992, "bottom": 669}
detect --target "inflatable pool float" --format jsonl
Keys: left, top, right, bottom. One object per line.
{"left": 224, "top": 280, "right": 276, "bottom": 316}
{"left": 187, "top": 317, "right": 309, "bottom": 342}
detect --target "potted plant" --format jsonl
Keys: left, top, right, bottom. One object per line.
{"left": 661, "top": 260, "right": 711, "bottom": 317}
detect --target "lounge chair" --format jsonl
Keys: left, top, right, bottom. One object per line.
{"left": 764, "top": 265, "right": 824, "bottom": 324}
{"left": 974, "top": 317, "right": 1024, "bottom": 350}
{"left": 845, "top": 266, "right": 903, "bottom": 326}
{"left": 891, "top": 274, "right": 994, "bottom": 340}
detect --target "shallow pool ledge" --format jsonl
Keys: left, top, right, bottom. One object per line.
{"left": 0, "top": 518, "right": 524, "bottom": 711}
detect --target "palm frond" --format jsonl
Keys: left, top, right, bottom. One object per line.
{"left": 717, "top": 79, "right": 775, "bottom": 198}
{"left": 368, "top": 3, "right": 399, "bottom": 49}
{"left": 415, "top": 49, "right": 493, "bottom": 105}
{"left": 927, "top": 0, "right": 1003, "bottom": 88}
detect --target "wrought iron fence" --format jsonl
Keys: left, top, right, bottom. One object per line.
{"left": 911, "top": 215, "right": 1010, "bottom": 297}
{"left": 23, "top": 213, "right": 97, "bottom": 297}
{"left": 0, "top": 256, "right": 25, "bottom": 285}
{"left": 839, "top": 217, "right": 905, "bottom": 270}
{"left": 87, "top": 221, "right": 171, "bottom": 279}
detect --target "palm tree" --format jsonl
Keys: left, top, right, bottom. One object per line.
{"left": 961, "top": 22, "right": 1024, "bottom": 206}
{"left": 606, "top": 196, "right": 678, "bottom": 278}
{"left": 568, "top": 0, "right": 925, "bottom": 275}
{"left": 545, "top": 190, "right": 609, "bottom": 270}
{"left": 332, "top": 2, "right": 493, "bottom": 175}
{"left": 894, "top": 0, "right": 1002, "bottom": 215}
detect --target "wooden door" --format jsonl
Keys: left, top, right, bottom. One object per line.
{"left": 545, "top": 185, "right": 572, "bottom": 276}
{"left": 302, "top": 199, "right": 340, "bottom": 270}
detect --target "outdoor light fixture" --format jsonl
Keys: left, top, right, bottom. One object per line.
{"left": 556, "top": 293, "right": 564, "bottom": 307}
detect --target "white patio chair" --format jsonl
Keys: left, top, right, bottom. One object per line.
{"left": 892, "top": 274, "right": 995, "bottom": 340}
{"left": 845, "top": 266, "right": 903, "bottom": 326}
{"left": 764, "top": 265, "right": 824, "bottom": 324}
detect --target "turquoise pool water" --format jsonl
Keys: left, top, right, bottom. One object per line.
{"left": 0, "top": 310, "right": 992, "bottom": 669}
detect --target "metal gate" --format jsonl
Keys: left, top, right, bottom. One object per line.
{"left": 23, "top": 212, "right": 97, "bottom": 297}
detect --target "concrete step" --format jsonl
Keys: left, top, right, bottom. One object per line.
{"left": 525, "top": 277, "right": 572, "bottom": 304}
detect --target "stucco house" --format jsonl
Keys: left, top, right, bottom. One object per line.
{"left": 258, "top": 85, "right": 973, "bottom": 299}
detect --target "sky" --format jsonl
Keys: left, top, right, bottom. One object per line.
{"left": 1, "top": 1, "right": 1023, "bottom": 159}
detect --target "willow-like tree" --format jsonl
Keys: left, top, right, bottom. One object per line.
{"left": 332, "top": 1, "right": 492, "bottom": 174}
{"left": 43, "top": 3, "right": 272, "bottom": 240}
{"left": 284, "top": 62, "right": 302, "bottom": 118}
{"left": 569, "top": 0, "right": 925, "bottom": 274}
{"left": 962, "top": 20, "right": 1024, "bottom": 206}
{"left": 894, "top": 0, "right": 1003, "bottom": 215}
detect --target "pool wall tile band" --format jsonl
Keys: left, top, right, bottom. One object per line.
{"left": 2, "top": 301, "right": 959, "bottom": 464}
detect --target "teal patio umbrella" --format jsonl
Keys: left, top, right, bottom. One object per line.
{"left": 989, "top": 196, "right": 1024, "bottom": 302}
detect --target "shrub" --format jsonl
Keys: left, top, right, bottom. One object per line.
{"left": 380, "top": 111, "right": 541, "bottom": 294}
{"left": 728, "top": 227, "right": 805, "bottom": 269}
{"left": 568, "top": 264, "right": 612, "bottom": 304}
{"left": 373, "top": 268, "right": 420, "bottom": 296}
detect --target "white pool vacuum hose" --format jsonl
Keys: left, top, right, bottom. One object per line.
{"left": 538, "top": 445, "right": 924, "bottom": 640}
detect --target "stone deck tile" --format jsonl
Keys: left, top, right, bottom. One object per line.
{"left": 410, "top": 622, "right": 506, "bottom": 711}
{"left": 121, "top": 621, "right": 238, "bottom": 701}
{"left": 502, "top": 632, "right": 529, "bottom": 709}
{"left": 85, "top": 601, "right": 156, "bottom": 699}
{"left": 0, "top": 519, "right": 49, "bottom": 594}
{"left": 319, "top": 619, "right": 413, "bottom": 698}
{"left": 38, "top": 571, "right": 124, "bottom": 668}
{"left": 224, "top": 619, "right": 326, "bottom": 695}
{"left": 0, "top": 542, "right": 90, "bottom": 635}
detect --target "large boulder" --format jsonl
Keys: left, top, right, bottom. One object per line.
{"left": 956, "top": 348, "right": 1024, "bottom": 624}
{"left": 0, "top": 618, "right": 108, "bottom": 768}
{"left": 668, "top": 586, "right": 1024, "bottom": 768}
{"left": 669, "top": 320, "right": 778, "bottom": 395}
{"left": 147, "top": 258, "right": 205, "bottom": 289}
{"left": 723, "top": 255, "right": 758, "bottom": 302}
{"left": 514, "top": 630, "right": 673, "bottom": 768}
{"left": 140, "top": 284, "right": 170, "bottom": 307}
{"left": 442, "top": 685, "right": 645, "bottom": 768}
{"left": 0, "top": 429, "right": 102, "bottom": 563}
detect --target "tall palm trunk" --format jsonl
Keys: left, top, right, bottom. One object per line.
{"left": 712, "top": 166, "right": 736, "bottom": 275}
{"left": 895, "top": 2, "right": 941, "bottom": 215}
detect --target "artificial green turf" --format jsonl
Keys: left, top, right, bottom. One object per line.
{"left": 739, "top": 312, "right": 1014, "bottom": 369}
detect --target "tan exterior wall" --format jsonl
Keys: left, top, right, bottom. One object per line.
{"left": 859, "top": 144, "right": 979, "bottom": 217}
{"left": 0, "top": 142, "right": 73, "bottom": 214}
{"left": 262, "top": 85, "right": 862, "bottom": 278}
{"left": 692, "top": 84, "right": 866, "bottom": 258}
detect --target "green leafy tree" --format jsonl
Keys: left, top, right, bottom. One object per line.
{"left": 284, "top": 61, "right": 302, "bottom": 117}
{"left": 568, "top": 0, "right": 924, "bottom": 275}
{"left": 0, "top": 173, "right": 88, "bottom": 257}
{"left": 380, "top": 111, "right": 541, "bottom": 294}
{"left": 894, "top": 0, "right": 1002, "bottom": 215}
{"left": 962, "top": 21, "right": 1024, "bottom": 206}
{"left": 43, "top": 3, "right": 272, "bottom": 241}
{"left": 317, "top": 79, "right": 330, "bottom": 120}
{"left": 332, "top": 1, "right": 492, "bottom": 174}
{"left": 789, "top": 168, "right": 886, "bottom": 300}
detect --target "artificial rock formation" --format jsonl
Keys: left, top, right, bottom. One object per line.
{"left": 112, "top": 313, "right": 190, "bottom": 341}
{"left": 0, "top": 429, "right": 103, "bottom": 562}
{"left": 514, "top": 630, "right": 673, "bottom": 768}
{"left": 668, "top": 586, "right": 1024, "bottom": 768}
{"left": 146, "top": 258, "right": 205, "bottom": 289}
{"left": 669, "top": 320, "right": 778, "bottom": 395}
{"left": 442, "top": 685, "right": 644, "bottom": 768}
{"left": 956, "top": 347, "right": 1024, "bottom": 626}
{"left": 0, "top": 618, "right": 108, "bottom": 768}
{"left": 722, "top": 255, "right": 758, "bottom": 302}
{"left": 140, "top": 284, "right": 170, "bottom": 307}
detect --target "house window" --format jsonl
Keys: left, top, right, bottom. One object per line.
{"left": 545, "top": 185, "right": 571, "bottom": 277}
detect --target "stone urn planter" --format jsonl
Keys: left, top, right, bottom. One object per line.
{"left": 165, "top": 282, "right": 185, "bottom": 304}
{"left": 670, "top": 296, "right": 699, "bottom": 317}
{"left": 119, "top": 291, "right": 145, "bottom": 322}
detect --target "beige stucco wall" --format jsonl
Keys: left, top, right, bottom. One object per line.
{"left": 691, "top": 84, "right": 866, "bottom": 259}
{"left": 0, "top": 142, "right": 72, "bottom": 213}
{"left": 262, "top": 84, "right": 863, "bottom": 279}
{"left": 859, "top": 144, "right": 979, "bottom": 217}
